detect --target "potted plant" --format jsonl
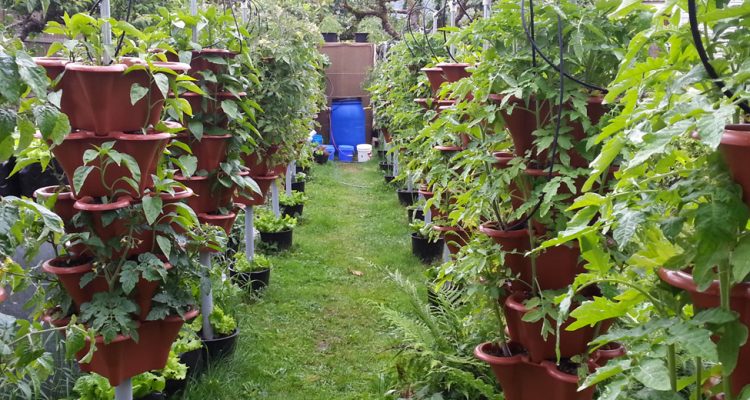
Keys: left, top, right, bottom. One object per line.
{"left": 73, "top": 371, "right": 167, "bottom": 400}
{"left": 319, "top": 15, "right": 343, "bottom": 43}
{"left": 280, "top": 190, "right": 307, "bottom": 218}
{"left": 230, "top": 252, "right": 272, "bottom": 293}
{"left": 313, "top": 145, "right": 330, "bottom": 164}
{"left": 410, "top": 221, "right": 444, "bottom": 263}
{"left": 255, "top": 208, "right": 297, "bottom": 251}
{"left": 291, "top": 171, "right": 307, "bottom": 193}
{"left": 189, "top": 304, "right": 239, "bottom": 363}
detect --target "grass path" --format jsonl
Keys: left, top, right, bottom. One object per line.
{"left": 182, "top": 161, "right": 423, "bottom": 399}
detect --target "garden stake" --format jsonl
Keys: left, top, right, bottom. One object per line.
{"left": 245, "top": 206, "right": 255, "bottom": 260}
{"left": 100, "top": 0, "right": 111, "bottom": 65}
{"left": 271, "top": 180, "right": 280, "bottom": 217}
{"left": 200, "top": 251, "right": 214, "bottom": 340}
{"left": 114, "top": 378, "right": 132, "bottom": 400}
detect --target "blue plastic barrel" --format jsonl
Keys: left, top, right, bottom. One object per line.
{"left": 325, "top": 145, "right": 336, "bottom": 161}
{"left": 339, "top": 145, "right": 354, "bottom": 163}
{"left": 311, "top": 134, "right": 323, "bottom": 144}
{"left": 331, "top": 99, "right": 366, "bottom": 148}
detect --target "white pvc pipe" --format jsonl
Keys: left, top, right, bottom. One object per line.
{"left": 449, "top": 0, "right": 457, "bottom": 56}
{"left": 114, "top": 378, "right": 132, "bottom": 400}
{"left": 271, "top": 180, "right": 280, "bottom": 217}
{"left": 393, "top": 151, "right": 399, "bottom": 176}
{"left": 483, "top": 0, "right": 492, "bottom": 18}
{"left": 100, "top": 0, "right": 112, "bottom": 65}
{"left": 244, "top": 207, "right": 255, "bottom": 260}
{"left": 285, "top": 163, "right": 293, "bottom": 196}
{"left": 442, "top": 241, "right": 451, "bottom": 263}
{"left": 190, "top": 0, "right": 199, "bottom": 43}
{"left": 199, "top": 252, "right": 214, "bottom": 340}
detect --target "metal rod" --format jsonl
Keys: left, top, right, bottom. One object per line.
{"left": 100, "top": 0, "right": 112, "bottom": 65}
{"left": 114, "top": 378, "right": 132, "bottom": 400}
{"left": 245, "top": 207, "right": 255, "bottom": 260}
{"left": 271, "top": 180, "right": 280, "bottom": 217}
{"left": 199, "top": 252, "right": 214, "bottom": 340}
{"left": 190, "top": 0, "right": 199, "bottom": 43}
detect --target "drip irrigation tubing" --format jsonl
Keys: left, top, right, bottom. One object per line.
{"left": 519, "top": 0, "right": 607, "bottom": 93}
{"left": 113, "top": 0, "right": 133, "bottom": 59}
{"left": 687, "top": 0, "right": 750, "bottom": 114}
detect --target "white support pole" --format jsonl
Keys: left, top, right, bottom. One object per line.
{"left": 483, "top": 0, "right": 492, "bottom": 50}
{"left": 244, "top": 207, "right": 255, "bottom": 260}
{"left": 406, "top": 174, "right": 413, "bottom": 192}
{"left": 285, "top": 163, "right": 294, "bottom": 196}
{"left": 425, "top": 207, "right": 432, "bottom": 224}
{"left": 449, "top": 0, "right": 457, "bottom": 56}
{"left": 442, "top": 241, "right": 451, "bottom": 263}
{"left": 271, "top": 180, "right": 280, "bottom": 217}
{"left": 190, "top": 0, "right": 199, "bottom": 43}
{"left": 114, "top": 378, "right": 132, "bottom": 400}
{"left": 432, "top": 10, "right": 439, "bottom": 34}
{"left": 199, "top": 252, "right": 214, "bottom": 340}
{"left": 240, "top": 1, "right": 249, "bottom": 23}
{"left": 393, "top": 150, "right": 400, "bottom": 176}
{"left": 100, "top": 0, "right": 112, "bottom": 65}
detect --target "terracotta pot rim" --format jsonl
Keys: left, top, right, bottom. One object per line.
{"left": 200, "top": 327, "right": 240, "bottom": 343}
{"left": 434, "top": 145, "right": 464, "bottom": 152}
{"left": 420, "top": 67, "right": 443, "bottom": 72}
{"left": 34, "top": 56, "right": 69, "bottom": 66}
{"left": 473, "top": 342, "right": 526, "bottom": 365}
{"left": 174, "top": 174, "right": 210, "bottom": 182}
{"left": 479, "top": 222, "right": 529, "bottom": 238}
{"left": 540, "top": 360, "right": 583, "bottom": 383}
{"left": 216, "top": 91, "right": 247, "bottom": 98}
{"left": 721, "top": 124, "right": 750, "bottom": 146}
{"left": 62, "top": 130, "right": 172, "bottom": 141}
{"left": 658, "top": 268, "right": 750, "bottom": 298}
{"left": 74, "top": 196, "right": 133, "bottom": 212}
{"left": 197, "top": 211, "right": 238, "bottom": 221}
{"left": 505, "top": 291, "right": 533, "bottom": 312}
{"left": 156, "top": 186, "right": 194, "bottom": 201}
{"left": 525, "top": 168, "right": 561, "bottom": 177}
{"left": 33, "top": 185, "right": 74, "bottom": 200}
{"left": 42, "top": 256, "right": 94, "bottom": 275}
{"left": 192, "top": 48, "right": 237, "bottom": 56}
{"left": 432, "top": 225, "right": 463, "bottom": 233}
{"left": 249, "top": 174, "right": 279, "bottom": 181}
{"left": 64, "top": 62, "right": 129, "bottom": 73}
{"left": 0, "top": 287, "right": 7, "bottom": 303}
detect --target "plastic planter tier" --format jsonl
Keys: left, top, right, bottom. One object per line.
{"left": 175, "top": 175, "right": 234, "bottom": 214}
{"left": 52, "top": 130, "right": 170, "bottom": 199}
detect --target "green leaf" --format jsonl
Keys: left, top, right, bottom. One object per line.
{"left": 153, "top": 73, "right": 170, "bottom": 99}
{"left": 0, "top": 54, "right": 22, "bottom": 101}
{"left": 72, "top": 166, "right": 95, "bottom": 194}
{"left": 34, "top": 106, "right": 70, "bottom": 144}
{"left": 119, "top": 267, "right": 139, "bottom": 294}
{"left": 156, "top": 235, "right": 171, "bottom": 258}
{"left": 580, "top": 360, "right": 631, "bottom": 390}
{"left": 717, "top": 320, "right": 748, "bottom": 374}
{"left": 142, "top": 195, "right": 162, "bottom": 225}
{"left": 188, "top": 121, "right": 203, "bottom": 141}
{"left": 177, "top": 155, "right": 197, "bottom": 177}
{"left": 15, "top": 52, "right": 48, "bottom": 98}
{"left": 130, "top": 83, "right": 149, "bottom": 105}
{"left": 221, "top": 100, "right": 240, "bottom": 120}
{"left": 731, "top": 234, "right": 750, "bottom": 283}
{"left": 633, "top": 359, "right": 671, "bottom": 391}
{"left": 613, "top": 209, "right": 644, "bottom": 250}
{"left": 15, "top": 117, "right": 35, "bottom": 154}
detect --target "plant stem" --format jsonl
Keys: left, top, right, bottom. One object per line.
{"left": 719, "top": 263, "right": 734, "bottom": 400}
{"left": 668, "top": 344, "right": 677, "bottom": 391}
{"left": 696, "top": 356, "right": 703, "bottom": 400}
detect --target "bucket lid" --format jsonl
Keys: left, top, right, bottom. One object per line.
{"left": 339, "top": 145, "right": 354, "bottom": 150}
{"left": 357, "top": 144, "right": 372, "bottom": 150}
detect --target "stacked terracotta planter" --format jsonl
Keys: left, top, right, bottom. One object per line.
{"left": 173, "top": 50, "right": 246, "bottom": 239}
{"left": 472, "top": 101, "right": 619, "bottom": 399}
{"left": 35, "top": 57, "right": 196, "bottom": 385}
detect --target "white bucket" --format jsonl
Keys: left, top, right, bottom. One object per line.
{"left": 357, "top": 144, "right": 372, "bottom": 162}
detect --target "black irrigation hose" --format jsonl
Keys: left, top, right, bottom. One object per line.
{"left": 503, "top": 1, "right": 566, "bottom": 232}
{"left": 687, "top": 0, "right": 750, "bottom": 114}
{"left": 520, "top": 0, "right": 608, "bottom": 94}
{"left": 88, "top": 0, "right": 103, "bottom": 15}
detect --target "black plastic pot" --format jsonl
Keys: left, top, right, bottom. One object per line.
{"left": 201, "top": 329, "right": 239, "bottom": 364}
{"left": 232, "top": 268, "right": 271, "bottom": 293}
{"left": 295, "top": 166, "right": 310, "bottom": 175}
{"left": 259, "top": 229, "right": 293, "bottom": 250}
{"left": 17, "top": 160, "right": 65, "bottom": 197}
{"left": 397, "top": 189, "right": 419, "bottom": 206}
{"left": 354, "top": 32, "right": 369, "bottom": 43}
{"left": 384, "top": 175, "right": 395, "bottom": 184}
{"left": 322, "top": 32, "right": 339, "bottom": 42}
{"left": 379, "top": 162, "right": 393, "bottom": 172}
{"left": 411, "top": 233, "right": 444, "bottom": 263}
{"left": 377, "top": 150, "right": 386, "bottom": 159}
{"left": 136, "top": 393, "right": 166, "bottom": 400}
{"left": 314, "top": 154, "right": 329, "bottom": 164}
{"left": 282, "top": 203, "right": 304, "bottom": 218}
{"left": 407, "top": 207, "right": 425, "bottom": 223}
{"left": 0, "top": 159, "right": 19, "bottom": 197}
{"left": 291, "top": 180, "right": 305, "bottom": 192}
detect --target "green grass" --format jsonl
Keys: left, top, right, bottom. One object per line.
{"left": 182, "top": 160, "right": 425, "bottom": 400}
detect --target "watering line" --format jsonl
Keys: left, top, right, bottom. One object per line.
{"left": 687, "top": 0, "right": 750, "bottom": 114}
